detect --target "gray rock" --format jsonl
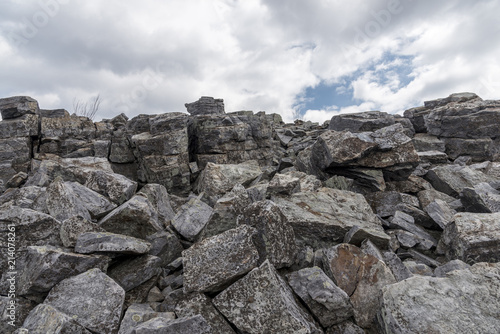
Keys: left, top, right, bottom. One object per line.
{"left": 382, "top": 251, "right": 413, "bottom": 282}
{"left": 417, "top": 150, "right": 449, "bottom": 164}
{"left": 183, "top": 225, "right": 259, "bottom": 293}
{"left": 118, "top": 303, "right": 175, "bottom": 334}
{"left": 441, "top": 212, "right": 500, "bottom": 264}
{"left": 274, "top": 187, "right": 384, "bottom": 249}
{"left": 0, "top": 296, "right": 36, "bottom": 333}
{"left": 41, "top": 114, "right": 95, "bottom": 140}
{"left": 171, "top": 195, "right": 213, "bottom": 242}
{"left": 287, "top": 267, "right": 353, "bottom": 327}
{"left": 267, "top": 173, "right": 300, "bottom": 195}
{"left": 424, "top": 198, "right": 455, "bottom": 229}
{"left": 18, "top": 245, "right": 110, "bottom": 295}
{"left": 44, "top": 268, "right": 125, "bottom": 334}
{"left": 461, "top": 182, "right": 500, "bottom": 213}
{"left": 99, "top": 195, "right": 163, "bottom": 240}
{"left": 66, "top": 181, "right": 117, "bottom": 218}
{"left": 378, "top": 262, "right": 500, "bottom": 333}
{"left": 323, "top": 243, "right": 396, "bottom": 328}
{"left": 108, "top": 255, "right": 162, "bottom": 291}
{"left": 444, "top": 137, "right": 494, "bottom": 161}
{"left": 418, "top": 188, "right": 458, "bottom": 210}
{"left": 433, "top": 259, "right": 471, "bottom": 277}
{"left": 109, "top": 137, "right": 135, "bottom": 163}
{"left": 329, "top": 110, "right": 395, "bottom": 132}
{"left": 185, "top": 96, "right": 225, "bottom": 115}
{"left": 85, "top": 170, "right": 138, "bottom": 205}
{"left": 412, "top": 133, "right": 446, "bottom": 152}
{"left": 137, "top": 184, "right": 175, "bottom": 226}
{"left": 0, "top": 96, "right": 39, "bottom": 119}
{"left": 46, "top": 177, "right": 92, "bottom": 222}
{"left": 343, "top": 225, "right": 391, "bottom": 250}
{"left": 238, "top": 200, "right": 297, "bottom": 268}
{"left": 404, "top": 260, "right": 434, "bottom": 276}
{"left": 60, "top": 216, "right": 105, "bottom": 248}
{"left": 132, "top": 315, "right": 212, "bottom": 334}
{"left": 146, "top": 230, "right": 183, "bottom": 267}
{"left": 287, "top": 170, "right": 323, "bottom": 192}
{"left": 5, "top": 171, "right": 28, "bottom": 188}
{"left": 0, "top": 185, "right": 48, "bottom": 213}
{"left": 175, "top": 293, "right": 235, "bottom": 334}
{"left": 328, "top": 167, "right": 387, "bottom": 193}
{"left": 19, "top": 304, "right": 91, "bottom": 334}
{"left": 360, "top": 238, "right": 384, "bottom": 261}
{"left": 0, "top": 114, "right": 39, "bottom": 139}
{"left": 388, "top": 211, "right": 437, "bottom": 248}
{"left": 213, "top": 260, "right": 323, "bottom": 334}
{"left": 75, "top": 232, "right": 152, "bottom": 255}
{"left": 326, "top": 321, "right": 365, "bottom": 334}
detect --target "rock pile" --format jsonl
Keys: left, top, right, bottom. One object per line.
{"left": 1, "top": 93, "right": 500, "bottom": 333}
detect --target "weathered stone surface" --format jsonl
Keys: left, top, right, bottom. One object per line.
{"left": 323, "top": 243, "right": 396, "bottom": 328}
{"left": 238, "top": 200, "right": 297, "bottom": 268}
{"left": 0, "top": 296, "right": 36, "bottom": 333}
{"left": 388, "top": 211, "right": 437, "bottom": 249}
{"left": 326, "top": 321, "right": 365, "bottom": 334}
{"left": 441, "top": 212, "right": 500, "bottom": 264}
{"left": 99, "top": 195, "right": 163, "bottom": 240}
{"left": 118, "top": 303, "right": 175, "bottom": 334}
{"left": 132, "top": 315, "right": 212, "bottom": 334}
{"left": 85, "top": 170, "right": 138, "bottom": 205}
{"left": 404, "top": 260, "right": 434, "bottom": 276}
{"left": 0, "top": 137, "right": 31, "bottom": 170}
{"left": 60, "top": 216, "right": 104, "bottom": 248}
{"left": 267, "top": 172, "right": 300, "bottom": 195}
{"left": 461, "top": 182, "right": 500, "bottom": 213}
{"left": 213, "top": 260, "right": 323, "bottom": 334}
{"left": 108, "top": 255, "right": 162, "bottom": 291}
{"left": 329, "top": 167, "right": 387, "bottom": 193}
{"left": 424, "top": 198, "right": 455, "bottom": 229}
{"left": 44, "top": 268, "right": 125, "bottom": 334}
{"left": 41, "top": 114, "right": 96, "bottom": 140}
{"left": 418, "top": 150, "right": 449, "bottom": 164}
{"left": 343, "top": 225, "right": 391, "bottom": 250}
{"left": 329, "top": 111, "right": 395, "bottom": 132}
{"left": 0, "top": 96, "right": 39, "bottom": 119}
{"left": 418, "top": 188, "right": 458, "bottom": 209}
{"left": 175, "top": 293, "right": 235, "bottom": 334}
{"left": 287, "top": 267, "right": 353, "bottom": 327}
{"left": 378, "top": 262, "right": 500, "bottom": 333}
{"left": 0, "top": 114, "right": 38, "bottom": 140}
{"left": 183, "top": 225, "right": 259, "bottom": 293}
{"left": 146, "top": 230, "right": 183, "bottom": 267}
{"left": 274, "top": 187, "right": 384, "bottom": 249}
{"left": 18, "top": 245, "right": 109, "bottom": 295}
{"left": 195, "top": 160, "right": 262, "bottom": 203}
{"left": 382, "top": 251, "right": 413, "bottom": 282}
{"left": 171, "top": 195, "right": 213, "bottom": 242}
{"left": 412, "top": 133, "right": 446, "bottom": 152}
{"left": 185, "top": 96, "right": 225, "bottom": 115}
{"left": 444, "top": 137, "right": 494, "bottom": 161}
{"left": 0, "top": 185, "right": 48, "bottom": 212}
{"left": 75, "top": 232, "right": 152, "bottom": 255}
{"left": 433, "top": 259, "right": 470, "bottom": 277}
{"left": 19, "top": 304, "right": 91, "bottom": 334}
{"left": 109, "top": 137, "right": 135, "bottom": 163}
{"left": 46, "top": 177, "right": 92, "bottom": 222}
{"left": 137, "top": 184, "right": 175, "bottom": 226}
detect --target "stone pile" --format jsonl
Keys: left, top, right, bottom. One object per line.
{"left": 0, "top": 93, "right": 499, "bottom": 333}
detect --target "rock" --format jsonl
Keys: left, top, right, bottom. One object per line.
{"left": 322, "top": 243, "right": 396, "bottom": 328}
{"left": 412, "top": 133, "right": 446, "bottom": 152}
{"left": 287, "top": 267, "right": 353, "bottom": 327}
{"left": 46, "top": 177, "right": 92, "bottom": 222}
{"left": 238, "top": 200, "right": 297, "bottom": 268}
{"left": 18, "top": 245, "right": 110, "bottom": 295}
{"left": 388, "top": 211, "right": 437, "bottom": 249}
{"left": 132, "top": 315, "right": 212, "bottom": 334}
{"left": 433, "top": 259, "right": 471, "bottom": 277}
{"left": 60, "top": 216, "right": 105, "bottom": 248}
{"left": 461, "top": 182, "right": 500, "bottom": 213}
{"left": 0, "top": 137, "right": 32, "bottom": 182}
{"left": 418, "top": 188, "right": 458, "bottom": 210}
{"left": 0, "top": 114, "right": 39, "bottom": 140}
{"left": 108, "top": 255, "right": 162, "bottom": 291}
{"left": 424, "top": 198, "right": 455, "bottom": 229}
{"left": 41, "top": 114, "right": 96, "bottom": 140}
{"left": 0, "top": 96, "right": 39, "bottom": 119}
{"left": 109, "top": 137, "right": 135, "bottom": 163}
{"left": 38, "top": 108, "right": 70, "bottom": 118}
{"left": 441, "top": 212, "right": 500, "bottom": 264}
{"left": 382, "top": 251, "right": 413, "bottom": 281}
{"left": 195, "top": 160, "right": 262, "bottom": 204}
{"left": 0, "top": 296, "right": 36, "bottom": 333}
{"left": 175, "top": 293, "right": 235, "bottom": 334}
{"left": 360, "top": 238, "right": 384, "bottom": 261}
{"left": 267, "top": 173, "right": 300, "bottom": 195}
{"left": 137, "top": 184, "right": 175, "bottom": 226}
{"left": 124, "top": 275, "right": 160, "bottom": 310}
{"left": 75, "top": 232, "right": 152, "bottom": 255}
{"left": 274, "top": 187, "right": 385, "bottom": 249}
{"left": 183, "top": 225, "right": 259, "bottom": 293}
{"left": 19, "top": 304, "right": 91, "bottom": 334}
{"left": 343, "top": 225, "right": 391, "bottom": 250}
{"left": 405, "top": 249, "right": 441, "bottom": 268}
{"left": 287, "top": 170, "right": 323, "bottom": 192}
{"left": 5, "top": 171, "right": 28, "bottom": 188}
{"left": 146, "top": 231, "right": 183, "bottom": 267}
{"left": 404, "top": 260, "right": 434, "bottom": 276}
{"left": 44, "top": 268, "right": 125, "bottom": 334}
{"left": 443, "top": 137, "right": 494, "bottom": 161}
{"left": 329, "top": 110, "right": 395, "bottom": 132}
{"left": 99, "top": 195, "right": 163, "bottom": 240}
{"left": 171, "top": 195, "right": 213, "bottom": 242}
{"left": 328, "top": 167, "right": 386, "bottom": 193}
{"left": 326, "top": 321, "right": 365, "bottom": 334}
{"left": 213, "top": 260, "right": 323, "bottom": 334}
{"left": 0, "top": 185, "right": 48, "bottom": 213}
{"left": 378, "top": 262, "right": 500, "bottom": 333}
{"left": 185, "top": 96, "right": 225, "bottom": 115}
{"left": 85, "top": 170, "right": 138, "bottom": 205}
{"left": 417, "top": 150, "right": 449, "bottom": 164}
{"left": 118, "top": 304, "right": 175, "bottom": 334}
{"left": 386, "top": 175, "right": 432, "bottom": 193}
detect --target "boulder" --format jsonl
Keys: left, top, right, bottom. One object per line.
{"left": 287, "top": 267, "right": 353, "bottom": 327}
{"left": 444, "top": 137, "right": 494, "bottom": 161}
{"left": 412, "top": 133, "right": 446, "bottom": 152}
{"left": 388, "top": 211, "right": 437, "bottom": 249}
{"left": 60, "top": 216, "right": 105, "bottom": 248}
{"left": 0, "top": 114, "right": 38, "bottom": 139}
{"left": 378, "top": 262, "right": 500, "bottom": 333}
{"left": 146, "top": 230, "right": 183, "bottom": 267}
{"left": 403, "top": 260, "right": 434, "bottom": 276}
{"left": 185, "top": 96, "right": 225, "bottom": 115}
{"left": 382, "top": 251, "right": 413, "bottom": 282}
{"left": 19, "top": 304, "right": 91, "bottom": 334}
{"left": 118, "top": 303, "right": 175, "bottom": 334}
{"left": 109, "top": 137, "right": 135, "bottom": 163}
{"left": 46, "top": 178, "right": 93, "bottom": 222}
{"left": 267, "top": 173, "right": 301, "bottom": 195}
{"left": 0, "top": 185, "right": 48, "bottom": 213}
{"left": 137, "top": 184, "right": 175, "bottom": 226}
{"left": 108, "top": 255, "right": 162, "bottom": 291}
{"left": 326, "top": 321, "right": 365, "bottom": 334}
{"left": 424, "top": 198, "right": 456, "bottom": 229}
{"left": 183, "top": 225, "right": 260, "bottom": 293}
{"left": 44, "top": 268, "right": 125, "bottom": 334}
{"left": 75, "top": 232, "right": 152, "bottom": 255}
{"left": 132, "top": 315, "right": 212, "bottom": 334}
{"left": 0, "top": 96, "right": 39, "bottom": 119}
{"left": 171, "top": 195, "right": 213, "bottom": 242}
{"left": 343, "top": 225, "right": 391, "bottom": 250}
{"left": 213, "top": 260, "right": 323, "bottom": 334}
{"left": 328, "top": 111, "right": 395, "bottom": 132}
{"left": 460, "top": 182, "right": 500, "bottom": 213}
{"left": 84, "top": 170, "right": 137, "bottom": 205}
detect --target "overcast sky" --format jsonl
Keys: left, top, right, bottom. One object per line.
{"left": 1, "top": 0, "right": 499, "bottom": 123}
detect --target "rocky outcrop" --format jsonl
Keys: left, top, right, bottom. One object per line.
{"left": 2, "top": 93, "right": 500, "bottom": 333}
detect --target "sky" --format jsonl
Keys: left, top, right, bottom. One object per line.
{"left": 1, "top": 0, "right": 499, "bottom": 123}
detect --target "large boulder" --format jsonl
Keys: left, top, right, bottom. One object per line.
{"left": 18, "top": 304, "right": 91, "bottom": 334}
{"left": 328, "top": 111, "right": 395, "bottom": 132}
{"left": 117, "top": 303, "right": 175, "bottom": 334}
{"left": 460, "top": 182, "right": 500, "bottom": 213}
{"left": 171, "top": 195, "right": 213, "bottom": 242}
{"left": 0, "top": 96, "right": 39, "bottom": 119}
{"left": 185, "top": 96, "right": 225, "bottom": 116}
{"left": 108, "top": 255, "right": 162, "bottom": 291}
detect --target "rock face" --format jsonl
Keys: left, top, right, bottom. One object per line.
{"left": 2, "top": 93, "right": 500, "bottom": 333}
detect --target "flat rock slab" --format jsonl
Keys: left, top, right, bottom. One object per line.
{"left": 287, "top": 267, "right": 353, "bottom": 327}
{"left": 132, "top": 315, "right": 212, "bottom": 334}
{"left": 19, "top": 304, "right": 91, "bottom": 334}
{"left": 379, "top": 263, "right": 500, "bottom": 333}
{"left": 44, "top": 268, "right": 125, "bottom": 334}
{"left": 441, "top": 212, "right": 500, "bottom": 264}
{"left": 213, "top": 260, "right": 323, "bottom": 334}
{"left": 75, "top": 232, "right": 152, "bottom": 255}
{"left": 323, "top": 243, "right": 396, "bottom": 328}
{"left": 183, "top": 225, "right": 259, "bottom": 293}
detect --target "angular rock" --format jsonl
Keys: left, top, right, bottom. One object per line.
{"left": 267, "top": 173, "right": 300, "bottom": 195}
{"left": 412, "top": 133, "right": 446, "bottom": 152}
{"left": 433, "top": 259, "right": 470, "bottom": 277}
{"left": 213, "top": 260, "right": 323, "bottom": 334}
{"left": 328, "top": 167, "right": 386, "bottom": 193}
{"left": 343, "top": 225, "right": 391, "bottom": 250}
{"left": 0, "top": 96, "right": 39, "bottom": 119}
{"left": 238, "top": 200, "right": 297, "bottom": 268}
{"left": 5, "top": 171, "right": 28, "bottom": 188}
{"left": 44, "top": 268, "right": 125, "bottom": 334}
{"left": 461, "top": 182, "right": 500, "bottom": 213}
{"left": 175, "top": 293, "right": 235, "bottom": 334}
{"left": 388, "top": 211, "right": 437, "bottom": 249}
{"left": 109, "top": 137, "right": 135, "bottom": 163}
{"left": 404, "top": 260, "right": 434, "bottom": 276}
{"left": 378, "top": 262, "right": 500, "bottom": 333}
{"left": 185, "top": 96, "right": 225, "bottom": 115}
{"left": 0, "top": 185, "right": 48, "bottom": 212}
{"left": 0, "top": 114, "right": 38, "bottom": 139}
{"left": 108, "top": 255, "right": 162, "bottom": 291}
{"left": 441, "top": 212, "right": 500, "bottom": 264}
{"left": 19, "top": 304, "right": 91, "bottom": 334}
{"left": 99, "top": 195, "right": 163, "bottom": 240}
{"left": 418, "top": 150, "right": 449, "bottom": 164}
{"left": 418, "top": 188, "right": 458, "bottom": 210}
{"left": 328, "top": 110, "right": 395, "bottom": 132}
{"left": 18, "top": 245, "right": 110, "bottom": 295}
{"left": 66, "top": 181, "right": 117, "bottom": 218}
{"left": 323, "top": 243, "right": 396, "bottom": 328}
{"left": 146, "top": 230, "right": 183, "bottom": 267}
{"left": 444, "top": 137, "right": 494, "bottom": 161}
{"left": 75, "top": 232, "right": 152, "bottom": 255}
{"left": 46, "top": 177, "right": 92, "bottom": 222}
{"left": 287, "top": 267, "right": 353, "bottom": 327}
{"left": 118, "top": 303, "right": 175, "bottom": 334}
{"left": 132, "top": 315, "right": 212, "bottom": 334}
{"left": 137, "top": 184, "right": 175, "bottom": 226}
{"left": 41, "top": 114, "right": 95, "bottom": 140}
{"left": 183, "top": 225, "right": 259, "bottom": 293}
{"left": 85, "top": 170, "right": 137, "bottom": 205}
{"left": 0, "top": 296, "right": 36, "bottom": 333}
{"left": 171, "top": 195, "right": 213, "bottom": 242}
{"left": 424, "top": 198, "right": 455, "bottom": 229}
{"left": 382, "top": 251, "right": 413, "bottom": 282}
{"left": 326, "top": 321, "right": 365, "bottom": 334}
{"left": 60, "top": 216, "right": 105, "bottom": 248}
